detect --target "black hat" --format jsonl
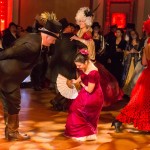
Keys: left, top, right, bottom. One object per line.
{"left": 110, "top": 24, "right": 117, "bottom": 29}
{"left": 59, "top": 18, "right": 69, "bottom": 31}
{"left": 26, "top": 26, "right": 33, "bottom": 33}
{"left": 69, "top": 23, "right": 76, "bottom": 28}
{"left": 9, "top": 22, "right": 17, "bottom": 28}
{"left": 39, "top": 20, "right": 62, "bottom": 38}
{"left": 92, "top": 22, "right": 101, "bottom": 29}
{"left": 126, "top": 23, "right": 135, "bottom": 29}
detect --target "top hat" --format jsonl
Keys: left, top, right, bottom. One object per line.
{"left": 59, "top": 18, "right": 69, "bottom": 31}
{"left": 92, "top": 22, "right": 101, "bottom": 29}
{"left": 9, "top": 22, "right": 17, "bottom": 28}
{"left": 126, "top": 23, "right": 135, "bottom": 29}
{"left": 39, "top": 20, "right": 62, "bottom": 38}
{"left": 110, "top": 24, "right": 117, "bottom": 29}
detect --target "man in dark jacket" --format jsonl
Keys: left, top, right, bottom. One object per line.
{"left": 50, "top": 18, "right": 87, "bottom": 85}
{"left": 49, "top": 18, "right": 87, "bottom": 110}
{"left": 0, "top": 13, "right": 62, "bottom": 141}
{"left": 104, "top": 24, "right": 117, "bottom": 71}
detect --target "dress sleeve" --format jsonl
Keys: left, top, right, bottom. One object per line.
{"left": 82, "top": 31, "right": 92, "bottom": 40}
{"left": 88, "top": 71, "right": 98, "bottom": 83}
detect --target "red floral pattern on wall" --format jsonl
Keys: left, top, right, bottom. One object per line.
{"left": 111, "top": 13, "right": 126, "bottom": 28}
{"left": 104, "top": 0, "right": 134, "bottom": 33}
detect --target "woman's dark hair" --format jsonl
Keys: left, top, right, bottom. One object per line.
{"left": 8, "top": 22, "right": 17, "bottom": 28}
{"left": 74, "top": 52, "right": 89, "bottom": 63}
{"left": 116, "top": 28, "right": 124, "bottom": 38}
{"left": 129, "top": 30, "right": 140, "bottom": 44}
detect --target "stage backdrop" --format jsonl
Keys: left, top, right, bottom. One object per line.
{"left": 18, "top": 0, "right": 90, "bottom": 28}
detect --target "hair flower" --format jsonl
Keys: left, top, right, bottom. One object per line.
{"left": 79, "top": 49, "right": 89, "bottom": 55}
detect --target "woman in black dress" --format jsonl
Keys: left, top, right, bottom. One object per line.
{"left": 111, "top": 28, "right": 126, "bottom": 87}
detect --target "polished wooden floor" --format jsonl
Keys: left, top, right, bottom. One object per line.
{"left": 0, "top": 88, "right": 150, "bottom": 150}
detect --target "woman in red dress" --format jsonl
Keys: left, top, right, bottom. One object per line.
{"left": 112, "top": 18, "right": 150, "bottom": 132}
{"left": 65, "top": 49, "right": 104, "bottom": 141}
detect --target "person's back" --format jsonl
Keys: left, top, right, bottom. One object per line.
{"left": 50, "top": 32, "right": 86, "bottom": 82}
{"left": 0, "top": 33, "right": 41, "bottom": 92}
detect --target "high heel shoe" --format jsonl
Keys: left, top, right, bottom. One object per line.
{"left": 111, "top": 120, "right": 122, "bottom": 133}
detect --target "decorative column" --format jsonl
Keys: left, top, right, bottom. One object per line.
{"left": 136, "top": 0, "right": 145, "bottom": 36}
{"left": 92, "top": 0, "right": 104, "bottom": 28}
{"left": 129, "top": 0, "right": 134, "bottom": 22}
{"left": 0, "top": 0, "right": 8, "bottom": 31}
{"left": 104, "top": 0, "right": 111, "bottom": 34}
{"left": 12, "top": 0, "right": 20, "bottom": 24}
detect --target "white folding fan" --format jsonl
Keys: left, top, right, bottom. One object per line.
{"left": 56, "top": 74, "right": 78, "bottom": 99}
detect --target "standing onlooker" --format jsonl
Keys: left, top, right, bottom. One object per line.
{"left": 2, "top": 22, "right": 18, "bottom": 49}
{"left": 92, "top": 22, "right": 105, "bottom": 64}
{"left": 122, "top": 30, "right": 141, "bottom": 93}
{"left": 0, "top": 36, "right": 3, "bottom": 51}
{"left": 124, "top": 23, "right": 135, "bottom": 42}
{"left": 104, "top": 24, "right": 117, "bottom": 72}
{"left": 111, "top": 28, "right": 126, "bottom": 87}
{"left": 124, "top": 30, "right": 150, "bottom": 96}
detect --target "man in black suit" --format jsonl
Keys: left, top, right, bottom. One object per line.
{"left": 0, "top": 13, "right": 62, "bottom": 141}
{"left": 49, "top": 18, "right": 87, "bottom": 110}
{"left": 104, "top": 24, "right": 117, "bottom": 72}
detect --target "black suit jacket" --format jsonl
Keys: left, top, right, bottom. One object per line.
{"left": 2, "top": 31, "right": 17, "bottom": 49}
{"left": 50, "top": 32, "right": 87, "bottom": 82}
{"left": 0, "top": 33, "right": 41, "bottom": 92}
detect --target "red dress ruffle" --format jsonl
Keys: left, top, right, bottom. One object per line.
{"left": 116, "top": 61, "right": 150, "bottom": 131}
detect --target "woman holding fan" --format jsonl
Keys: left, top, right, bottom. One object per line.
{"left": 65, "top": 49, "right": 104, "bottom": 141}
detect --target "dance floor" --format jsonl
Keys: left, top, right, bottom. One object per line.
{"left": 0, "top": 88, "right": 150, "bottom": 150}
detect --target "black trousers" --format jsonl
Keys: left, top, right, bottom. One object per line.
{"left": 0, "top": 88, "right": 21, "bottom": 115}
{"left": 30, "top": 62, "right": 47, "bottom": 88}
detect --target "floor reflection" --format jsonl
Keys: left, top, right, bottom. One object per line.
{"left": 0, "top": 88, "right": 150, "bottom": 150}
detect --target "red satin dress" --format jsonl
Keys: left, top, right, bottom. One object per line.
{"left": 116, "top": 60, "right": 150, "bottom": 131}
{"left": 95, "top": 63, "right": 124, "bottom": 107}
{"left": 65, "top": 70, "right": 104, "bottom": 138}
{"left": 81, "top": 31, "right": 123, "bottom": 107}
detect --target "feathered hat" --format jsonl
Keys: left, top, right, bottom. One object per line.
{"left": 75, "top": 4, "right": 100, "bottom": 27}
{"left": 59, "top": 18, "right": 69, "bottom": 31}
{"left": 38, "top": 12, "right": 62, "bottom": 38}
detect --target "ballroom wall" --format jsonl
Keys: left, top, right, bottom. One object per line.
{"left": 93, "top": 0, "right": 150, "bottom": 36}
{"left": 16, "top": 0, "right": 90, "bottom": 28}
{"left": 12, "top": 0, "right": 150, "bottom": 36}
